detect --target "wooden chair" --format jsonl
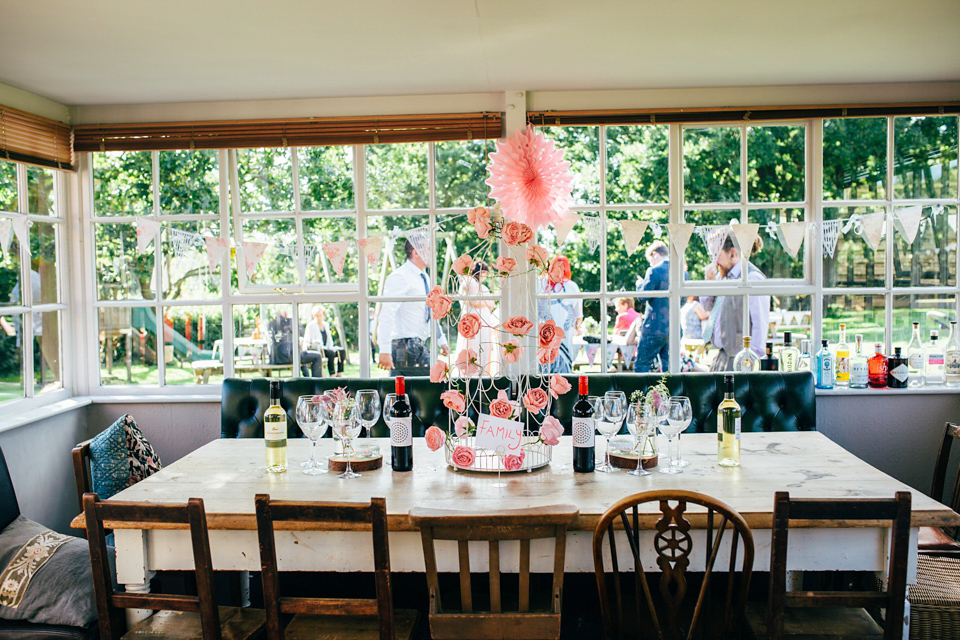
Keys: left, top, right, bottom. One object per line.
{"left": 745, "top": 491, "right": 912, "bottom": 640}
{"left": 82, "top": 492, "right": 266, "bottom": 640}
{"left": 918, "top": 422, "right": 960, "bottom": 553}
{"left": 408, "top": 504, "right": 579, "bottom": 640}
{"left": 254, "top": 494, "right": 418, "bottom": 640}
{"left": 72, "top": 441, "right": 93, "bottom": 512}
{"left": 592, "top": 490, "right": 754, "bottom": 640}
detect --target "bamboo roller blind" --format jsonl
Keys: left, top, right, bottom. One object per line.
{"left": 74, "top": 112, "right": 504, "bottom": 152}
{"left": 0, "top": 105, "right": 74, "bottom": 171}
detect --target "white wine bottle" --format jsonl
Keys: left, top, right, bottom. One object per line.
{"left": 717, "top": 374, "right": 741, "bottom": 467}
{"left": 264, "top": 380, "right": 287, "bottom": 473}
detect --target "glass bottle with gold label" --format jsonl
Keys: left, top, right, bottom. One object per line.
{"left": 264, "top": 380, "right": 287, "bottom": 473}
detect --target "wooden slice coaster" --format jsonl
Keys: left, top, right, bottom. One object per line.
{"left": 327, "top": 454, "right": 383, "bottom": 472}
{"left": 609, "top": 452, "right": 659, "bottom": 470}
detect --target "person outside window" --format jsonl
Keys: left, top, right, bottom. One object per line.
{"left": 454, "top": 261, "right": 500, "bottom": 376}
{"left": 633, "top": 241, "right": 670, "bottom": 372}
{"left": 269, "top": 308, "right": 323, "bottom": 377}
{"left": 539, "top": 256, "right": 582, "bottom": 374}
{"left": 376, "top": 240, "right": 449, "bottom": 376}
{"left": 608, "top": 297, "right": 641, "bottom": 371}
{"left": 302, "top": 305, "right": 346, "bottom": 377}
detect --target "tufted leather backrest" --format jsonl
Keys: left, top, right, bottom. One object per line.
{"left": 0, "top": 446, "right": 22, "bottom": 531}
{"left": 221, "top": 372, "right": 815, "bottom": 439}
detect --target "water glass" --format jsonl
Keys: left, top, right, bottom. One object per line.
{"left": 597, "top": 392, "right": 626, "bottom": 473}
{"left": 624, "top": 404, "right": 650, "bottom": 476}
{"left": 332, "top": 406, "right": 362, "bottom": 479}
{"left": 355, "top": 389, "right": 381, "bottom": 438}
{"left": 658, "top": 399, "right": 685, "bottom": 474}
{"left": 295, "top": 395, "right": 327, "bottom": 474}
{"left": 669, "top": 396, "right": 693, "bottom": 467}
{"left": 383, "top": 393, "right": 397, "bottom": 428}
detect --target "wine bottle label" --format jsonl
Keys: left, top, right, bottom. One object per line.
{"left": 735, "top": 416, "right": 741, "bottom": 440}
{"left": 572, "top": 418, "right": 595, "bottom": 447}
{"left": 265, "top": 417, "right": 285, "bottom": 441}
{"left": 891, "top": 363, "right": 909, "bottom": 382}
{"left": 389, "top": 417, "right": 413, "bottom": 446}
{"left": 909, "top": 352, "right": 925, "bottom": 369}
{"left": 946, "top": 351, "right": 960, "bottom": 374}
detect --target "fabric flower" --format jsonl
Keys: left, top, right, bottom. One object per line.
{"left": 452, "top": 445, "right": 476, "bottom": 468}
{"left": 547, "top": 257, "right": 567, "bottom": 285}
{"left": 429, "top": 361, "right": 448, "bottom": 383}
{"left": 539, "top": 416, "right": 563, "bottom": 446}
{"left": 425, "top": 426, "right": 446, "bottom": 451}
{"left": 441, "top": 390, "right": 466, "bottom": 413}
{"left": 538, "top": 319, "right": 565, "bottom": 349}
{"left": 489, "top": 390, "right": 515, "bottom": 420}
{"left": 526, "top": 244, "right": 549, "bottom": 270}
{"left": 537, "top": 346, "right": 559, "bottom": 365}
{"left": 495, "top": 256, "right": 517, "bottom": 275}
{"left": 523, "top": 388, "right": 549, "bottom": 413}
{"left": 549, "top": 374, "right": 571, "bottom": 398}
{"left": 453, "top": 253, "right": 475, "bottom": 276}
{"left": 503, "top": 451, "right": 525, "bottom": 471}
{"left": 426, "top": 286, "right": 453, "bottom": 319}
{"left": 454, "top": 416, "right": 473, "bottom": 437}
{"left": 455, "top": 349, "right": 480, "bottom": 377}
{"left": 502, "top": 315, "right": 534, "bottom": 336}
{"left": 501, "top": 339, "right": 523, "bottom": 364}
{"left": 468, "top": 207, "right": 493, "bottom": 239}
{"left": 474, "top": 216, "right": 493, "bottom": 239}
{"left": 458, "top": 313, "right": 482, "bottom": 339}
{"left": 502, "top": 221, "right": 533, "bottom": 245}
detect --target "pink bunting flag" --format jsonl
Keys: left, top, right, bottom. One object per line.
{"left": 239, "top": 241, "right": 268, "bottom": 278}
{"left": 323, "top": 241, "right": 351, "bottom": 276}
{"left": 135, "top": 217, "right": 161, "bottom": 252}
{"left": 203, "top": 237, "right": 230, "bottom": 271}
{"left": 357, "top": 236, "right": 384, "bottom": 266}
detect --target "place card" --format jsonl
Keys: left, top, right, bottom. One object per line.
{"left": 474, "top": 413, "right": 524, "bottom": 454}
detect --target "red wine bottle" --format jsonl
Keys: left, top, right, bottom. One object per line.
{"left": 572, "top": 376, "right": 595, "bottom": 473}
{"left": 390, "top": 376, "right": 413, "bottom": 471}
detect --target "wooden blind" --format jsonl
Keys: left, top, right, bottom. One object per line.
{"left": 74, "top": 112, "right": 503, "bottom": 152}
{"left": 528, "top": 102, "right": 960, "bottom": 127}
{"left": 0, "top": 105, "right": 74, "bottom": 171}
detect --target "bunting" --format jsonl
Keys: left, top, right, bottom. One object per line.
{"left": 405, "top": 224, "right": 435, "bottom": 261}
{"left": 582, "top": 216, "right": 602, "bottom": 254}
{"left": 357, "top": 236, "right": 384, "bottom": 266}
{"left": 893, "top": 206, "right": 923, "bottom": 246}
{"left": 323, "top": 241, "right": 351, "bottom": 276}
{"left": 665, "top": 223, "right": 694, "bottom": 260}
{"left": 12, "top": 218, "right": 31, "bottom": 255}
{"left": 695, "top": 225, "right": 731, "bottom": 263}
{"left": 554, "top": 214, "right": 579, "bottom": 245}
{"left": 859, "top": 212, "right": 886, "bottom": 251}
{"left": 203, "top": 237, "right": 230, "bottom": 271}
{"left": 239, "top": 241, "right": 268, "bottom": 278}
{"left": 169, "top": 228, "right": 203, "bottom": 258}
{"left": 135, "top": 217, "right": 161, "bottom": 252}
{"left": 776, "top": 221, "right": 808, "bottom": 259}
{"left": 618, "top": 220, "right": 648, "bottom": 256}
{"left": 821, "top": 219, "right": 843, "bottom": 259}
{"left": 730, "top": 223, "right": 760, "bottom": 259}
{"left": 0, "top": 218, "right": 11, "bottom": 256}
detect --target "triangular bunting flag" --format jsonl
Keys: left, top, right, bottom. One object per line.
{"left": 582, "top": 216, "right": 602, "bottom": 254}
{"left": 357, "top": 236, "right": 384, "bottom": 266}
{"left": 665, "top": 223, "right": 694, "bottom": 260}
{"left": 135, "top": 217, "right": 161, "bottom": 252}
{"left": 821, "top": 220, "right": 842, "bottom": 259}
{"left": 323, "top": 241, "right": 351, "bottom": 276}
{"left": 696, "top": 225, "right": 731, "bottom": 263}
{"left": 730, "top": 223, "right": 760, "bottom": 259}
{"left": 204, "top": 237, "right": 230, "bottom": 271}
{"left": 12, "top": 218, "right": 31, "bottom": 255}
{"left": 239, "top": 241, "right": 268, "bottom": 278}
{"left": 618, "top": 220, "right": 648, "bottom": 256}
{"left": 405, "top": 224, "right": 434, "bottom": 261}
{"left": 776, "top": 221, "right": 808, "bottom": 259}
{"left": 893, "top": 206, "right": 923, "bottom": 246}
{"left": 0, "top": 218, "right": 11, "bottom": 256}
{"left": 860, "top": 212, "right": 886, "bottom": 251}
{"left": 554, "top": 214, "right": 579, "bottom": 245}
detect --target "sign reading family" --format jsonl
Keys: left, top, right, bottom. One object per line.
{"left": 474, "top": 413, "right": 525, "bottom": 454}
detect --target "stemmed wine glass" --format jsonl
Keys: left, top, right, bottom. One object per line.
{"left": 328, "top": 402, "right": 362, "bottom": 479}
{"left": 669, "top": 396, "right": 693, "bottom": 467}
{"left": 658, "top": 398, "right": 686, "bottom": 474}
{"left": 597, "top": 392, "right": 626, "bottom": 473}
{"left": 295, "top": 395, "right": 327, "bottom": 474}
{"left": 355, "top": 390, "right": 381, "bottom": 438}
{"left": 624, "top": 404, "right": 650, "bottom": 476}
{"left": 383, "top": 393, "right": 397, "bottom": 429}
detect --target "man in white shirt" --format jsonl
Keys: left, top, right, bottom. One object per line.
{"left": 376, "top": 240, "right": 449, "bottom": 376}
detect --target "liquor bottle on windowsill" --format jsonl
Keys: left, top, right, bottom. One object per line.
{"left": 867, "top": 342, "right": 887, "bottom": 389}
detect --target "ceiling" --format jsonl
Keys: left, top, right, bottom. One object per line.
{"left": 1, "top": 0, "right": 959, "bottom": 107}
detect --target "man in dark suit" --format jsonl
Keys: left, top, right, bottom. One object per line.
{"left": 633, "top": 241, "right": 670, "bottom": 372}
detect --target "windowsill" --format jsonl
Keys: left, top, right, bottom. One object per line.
{"left": 88, "top": 394, "right": 221, "bottom": 403}
{"left": 0, "top": 396, "right": 93, "bottom": 436}
{"left": 815, "top": 386, "right": 960, "bottom": 396}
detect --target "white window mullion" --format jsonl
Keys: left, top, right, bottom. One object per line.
{"left": 355, "top": 144, "right": 370, "bottom": 378}
{"left": 668, "top": 123, "right": 682, "bottom": 373}
{"left": 811, "top": 119, "right": 824, "bottom": 351}
{"left": 885, "top": 116, "right": 895, "bottom": 350}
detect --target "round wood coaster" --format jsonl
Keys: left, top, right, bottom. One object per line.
{"left": 609, "top": 452, "right": 659, "bottom": 470}
{"left": 327, "top": 454, "right": 383, "bottom": 472}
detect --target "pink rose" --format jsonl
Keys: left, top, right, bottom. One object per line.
{"left": 467, "top": 206, "right": 489, "bottom": 225}
{"left": 547, "top": 258, "right": 566, "bottom": 285}
{"left": 538, "top": 319, "right": 565, "bottom": 348}
{"left": 452, "top": 445, "right": 475, "bottom": 468}
{"left": 549, "top": 374, "right": 572, "bottom": 398}
{"left": 502, "top": 315, "right": 534, "bottom": 336}
{"left": 453, "top": 253, "right": 475, "bottom": 276}
{"left": 537, "top": 346, "right": 559, "bottom": 365}
{"left": 503, "top": 451, "right": 525, "bottom": 471}
{"left": 526, "top": 244, "right": 549, "bottom": 269}
{"left": 426, "top": 286, "right": 453, "bottom": 319}
{"left": 441, "top": 390, "right": 466, "bottom": 413}
{"left": 430, "top": 361, "right": 448, "bottom": 383}
{"left": 458, "top": 313, "right": 482, "bottom": 339}
{"left": 474, "top": 217, "right": 493, "bottom": 239}
{"left": 502, "top": 221, "right": 533, "bottom": 245}
{"left": 495, "top": 256, "right": 517, "bottom": 275}
{"left": 539, "top": 416, "right": 563, "bottom": 446}
{"left": 454, "top": 416, "right": 473, "bottom": 437}
{"left": 515, "top": 223, "right": 534, "bottom": 244}
{"left": 455, "top": 349, "right": 480, "bottom": 377}
{"left": 489, "top": 390, "right": 515, "bottom": 420}
{"left": 425, "top": 426, "right": 446, "bottom": 451}
{"left": 501, "top": 339, "right": 523, "bottom": 364}
{"left": 523, "top": 388, "right": 549, "bottom": 413}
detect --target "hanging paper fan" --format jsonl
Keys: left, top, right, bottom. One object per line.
{"left": 485, "top": 128, "right": 574, "bottom": 230}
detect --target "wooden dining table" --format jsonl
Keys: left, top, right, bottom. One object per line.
{"left": 72, "top": 431, "right": 959, "bottom": 627}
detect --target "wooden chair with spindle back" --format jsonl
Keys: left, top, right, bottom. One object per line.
{"left": 408, "top": 504, "right": 579, "bottom": 640}
{"left": 746, "top": 491, "right": 912, "bottom": 640}
{"left": 72, "top": 441, "right": 93, "bottom": 515}
{"left": 254, "top": 494, "right": 418, "bottom": 640}
{"left": 592, "top": 490, "right": 755, "bottom": 640}
{"left": 918, "top": 421, "right": 960, "bottom": 553}
{"left": 82, "top": 492, "right": 266, "bottom": 640}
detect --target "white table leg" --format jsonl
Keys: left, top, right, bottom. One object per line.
{"left": 122, "top": 578, "right": 156, "bottom": 627}
{"left": 114, "top": 529, "right": 155, "bottom": 627}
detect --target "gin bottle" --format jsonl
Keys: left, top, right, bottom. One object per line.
{"left": 797, "top": 340, "right": 812, "bottom": 372}
{"left": 779, "top": 331, "right": 800, "bottom": 372}
{"left": 733, "top": 336, "right": 759, "bottom": 372}
{"left": 887, "top": 347, "right": 909, "bottom": 389}
{"left": 833, "top": 324, "right": 850, "bottom": 387}
{"left": 945, "top": 321, "right": 960, "bottom": 387}
{"left": 850, "top": 334, "right": 869, "bottom": 389}
{"left": 815, "top": 339, "right": 834, "bottom": 390}
{"left": 926, "top": 330, "right": 945, "bottom": 386}
{"left": 759, "top": 341, "right": 779, "bottom": 371}
{"left": 907, "top": 322, "right": 925, "bottom": 388}
{"left": 867, "top": 342, "right": 888, "bottom": 388}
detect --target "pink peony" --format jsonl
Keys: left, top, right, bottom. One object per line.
{"left": 426, "top": 286, "right": 453, "bottom": 319}
{"left": 502, "top": 221, "right": 533, "bottom": 246}
{"left": 503, "top": 451, "right": 525, "bottom": 471}
{"left": 430, "top": 361, "right": 448, "bottom": 383}
{"left": 549, "top": 374, "right": 572, "bottom": 398}
{"left": 501, "top": 339, "right": 523, "bottom": 364}
{"left": 526, "top": 244, "right": 550, "bottom": 269}
{"left": 539, "top": 416, "right": 563, "bottom": 446}
{"left": 455, "top": 349, "right": 480, "bottom": 377}
{"left": 523, "top": 388, "right": 549, "bottom": 413}
{"left": 453, "top": 253, "right": 475, "bottom": 276}
{"left": 441, "top": 390, "right": 466, "bottom": 413}
{"left": 494, "top": 256, "right": 516, "bottom": 276}
{"left": 454, "top": 416, "right": 473, "bottom": 437}
{"left": 489, "top": 390, "right": 515, "bottom": 420}
{"left": 458, "top": 313, "right": 482, "bottom": 339}
{"left": 425, "top": 426, "right": 446, "bottom": 451}
{"left": 537, "top": 346, "right": 559, "bottom": 365}
{"left": 538, "top": 319, "right": 565, "bottom": 349}
{"left": 502, "top": 315, "right": 534, "bottom": 336}
{"left": 547, "top": 258, "right": 566, "bottom": 285}
{"left": 474, "top": 216, "right": 493, "bottom": 239}
{"left": 452, "top": 445, "right": 476, "bottom": 468}
{"left": 467, "top": 206, "right": 489, "bottom": 225}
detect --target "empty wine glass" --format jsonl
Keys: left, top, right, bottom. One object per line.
{"left": 624, "top": 404, "right": 650, "bottom": 476}
{"left": 669, "top": 396, "right": 693, "bottom": 467}
{"left": 331, "top": 404, "right": 362, "bottom": 479}
{"left": 355, "top": 389, "right": 381, "bottom": 438}
{"left": 658, "top": 399, "right": 685, "bottom": 474}
{"left": 295, "top": 395, "right": 327, "bottom": 474}
{"left": 597, "top": 393, "right": 625, "bottom": 473}
{"left": 383, "top": 393, "right": 397, "bottom": 429}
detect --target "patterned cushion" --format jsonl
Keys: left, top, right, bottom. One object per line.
{"left": 89, "top": 414, "right": 162, "bottom": 500}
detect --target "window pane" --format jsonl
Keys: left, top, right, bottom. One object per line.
{"left": 748, "top": 208, "right": 806, "bottom": 280}
{"left": 0, "top": 160, "right": 16, "bottom": 213}
{"left": 0, "top": 312, "right": 23, "bottom": 401}
{"left": 822, "top": 207, "right": 885, "bottom": 288}
{"left": 822, "top": 117, "right": 887, "bottom": 200}
{"left": 682, "top": 209, "right": 740, "bottom": 282}
{"left": 93, "top": 151, "right": 153, "bottom": 216}
{"left": 303, "top": 217, "right": 357, "bottom": 285}
{"left": 542, "top": 126, "right": 600, "bottom": 205}
{"left": 537, "top": 213, "right": 600, "bottom": 294}
{"left": 298, "top": 146, "right": 355, "bottom": 211}
{"left": 161, "top": 220, "right": 222, "bottom": 300}
{"left": 892, "top": 293, "right": 956, "bottom": 353}
{"left": 99, "top": 305, "right": 158, "bottom": 385}
{"left": 770, "top": 294, "right": 813, "bottom": 348}
{"left": 27, "top": 166, "right": 55, "bottom": 216}
{"left": 574, "top": 298, "right": 602, "bottom": 373}
{"left": 95, "top": 222, "right": 155, "bottom": 300}
{"left": 606, "top": 125, "right": 669, "bottom": 204}
{"left": 0, "top": 226, "right": 21, "bottom": 307}
{"left": 237, "top": 148, "right": 293, "bottom": 212}
{"left": 894, "top": 115, "right": 959, "bottom": 200}
{"left": 606, "top": 210, "right": 668, "bottom": 292}
{"left": 683, "top": 127, "right": 741, "bottom": 204}
{"left": 894, "top": 205, "right": 956, "bottom": 287}
{"left": 747, "top": 125, "right": 805, "bottom": 202}
{"left": 163, "top": 305, "right": 222, "bottom": 385}
{"left": 435, "top": 139, "right": 493, "bottom": 208}
{"left": 823, "top": 294, "right": 886, "bottom": 348}
{"left": 33, "top": 222, "right": 58, "bottom": 304}
{"left": 36, "top": 310, "right": 60, "bottom": 393}
{"left": 298, "top": 302, "right": 359, "bottom": 377}
{"left": 158, "top": 149, "right": 220, "bottom": 215}
{"left": 232, "top": 304, "right": 293, "bottom": 378}
{"left": 365, "top": 214, "right": 430, "bottom": 296}
{"left": 365, "top": 143, "right": 428, "bottom": 210}
{"left": 240, "top": 218, "right": 297, "bottom": 285}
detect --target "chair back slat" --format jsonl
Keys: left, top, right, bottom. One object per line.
{"left": 488, "top": 540, "right": 501, "bottom": 613}
{"left": 458, "top": 539, "right": 473, "bottom": 613}
{"left": 71, "top": 442, "right": 92, "bottom": 513}
{"left": 518, "top": 539, "right": 531, "bottom": 613}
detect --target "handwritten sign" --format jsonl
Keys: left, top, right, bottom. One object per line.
{"left": 474, "top": 413, "right": 524, "bottom": 454}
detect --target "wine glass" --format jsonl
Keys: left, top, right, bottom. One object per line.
{"left": 624, "top": 403, "right": 650, "bottom": 476}
{"left": 331, "top": 404, "right": 362, "bottom": 479}
{"left": 295, "top": 395, "right": 327, "bottom": 474}
{"left": 355, "top": 389, "right": 381, "bottom": 438}
{"left": 597, "top": 392, "right": 625, "bottom": 473}
{"left": 383, "top": 393, "right": 397, "bottom": 429}
{"left": 669, "top": 396, "right": 693, "bottom": 467}
{"left": 658, "top": 399, "right": 685, "bottom": 474}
